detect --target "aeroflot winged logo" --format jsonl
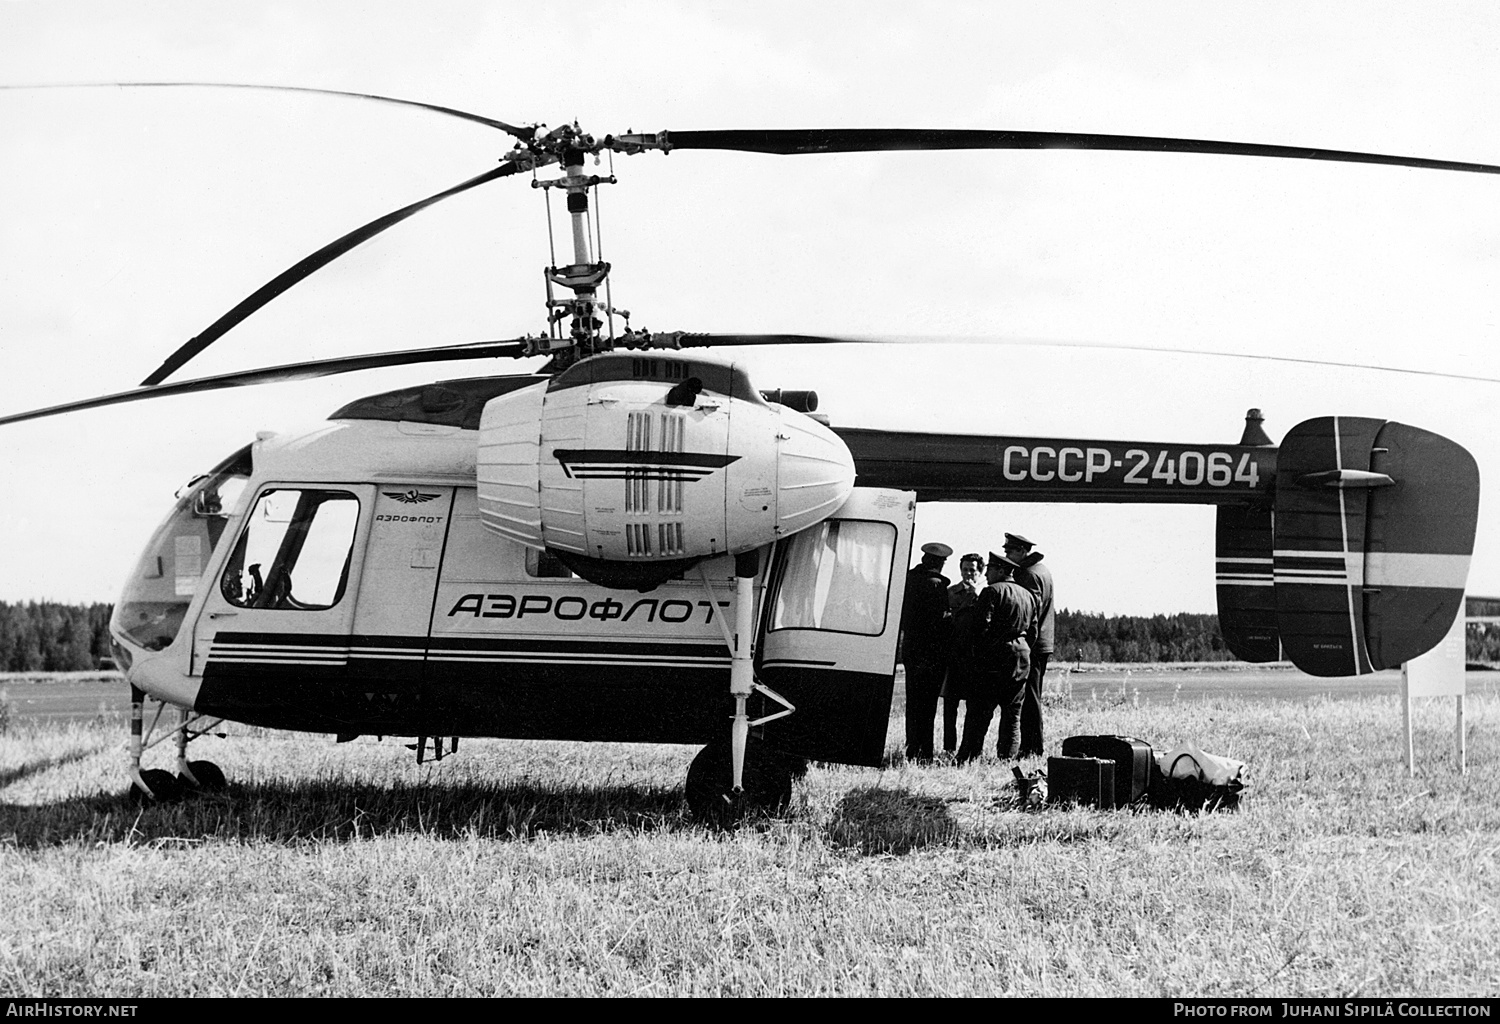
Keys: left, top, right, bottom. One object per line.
{"left": 384, "top": 489, "right": 441, "bottom": 504}
{"left": 552, "top": 449, "right": 741, "bottom": 480}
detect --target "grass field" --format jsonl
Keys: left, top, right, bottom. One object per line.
{"left": 0, "top": 678, "right": 1496, "bottom": 997}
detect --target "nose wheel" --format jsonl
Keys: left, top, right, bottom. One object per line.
{"left": 127, "top": 688, "right": 229, "bottom": 803}
{"left": 181, "top": 759, "right": 228, "bottom": 792}
{"left": 128, "top": 767, "right": 185, "bottom": 806}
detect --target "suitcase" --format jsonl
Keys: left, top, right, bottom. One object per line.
{"left": 1047, "top": 755, "right": 1115, "bottom": 808}
{"left": 1060, "top": 735, "right": 1154, "bottom": 807}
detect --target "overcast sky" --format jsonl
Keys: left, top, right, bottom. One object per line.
{"left": 2, "top": 1, "right": 1498, "bottom": 614}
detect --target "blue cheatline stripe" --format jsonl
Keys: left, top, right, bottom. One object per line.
{"left": 206, "top": 633, "right": 734, "bottom": 668}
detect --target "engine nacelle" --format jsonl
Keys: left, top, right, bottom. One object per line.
{"left": 475, "top": 353, "right": 855, "bottom": 582}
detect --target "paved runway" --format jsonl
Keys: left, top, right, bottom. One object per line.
{"left": 1042, "top": 666, "right": 1500, "bottom": 703}
{"left": 1, "top": 673, "right": 133, "bottom": 723}
{"left": 5, "top": 667, "right": 1498, "bottom": 724}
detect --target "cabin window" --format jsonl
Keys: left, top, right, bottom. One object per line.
{"left": 220, "top": 489, "right": 360, "bottom": 610}
{"left": 767, "top": 519, "right": 897, "bottom": 637}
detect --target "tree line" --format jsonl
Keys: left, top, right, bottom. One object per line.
{"left": 1053, "top": 610, "right": 1233, "bottom": 663}
{"left": 0, "top": 602, "right": 115, "bottom": 672}
{"left": 1058, "top": 611, "right": 1500, "bottom": 665}
{"left": 1465, "top": 623, "right": 1500, "bottom": 666}
{"left": 2, "top": 601, "right": 1496, "bottom": 670}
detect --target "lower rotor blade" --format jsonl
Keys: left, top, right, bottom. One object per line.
{"left": 1, "top": 338, "right": 535, "bottom": 428}
{"left": 140, "top": 160, "right": 525, "bottom": 387}
{"left": 676, "top": 333, "right": 867, "bottom": 349}
{"left": 658, "top": 129, "right": 1500, "bottom": 175}
{"left": 1, "top": 81, "right": 532, "bottom": 139}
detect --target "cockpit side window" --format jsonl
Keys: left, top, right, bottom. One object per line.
{"left": 221, "top": 489, "right": 360, "bottom": 610}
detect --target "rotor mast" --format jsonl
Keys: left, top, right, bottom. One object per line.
{"left": 527, "top": 125, "right": 623, "bottom": 367}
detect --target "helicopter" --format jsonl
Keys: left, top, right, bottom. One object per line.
{"left": 0, "top": 83, "right": 1490, "bottom": 821}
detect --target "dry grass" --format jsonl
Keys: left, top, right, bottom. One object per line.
{"left": 0, "top": 684, "right": 1496, "bottom": 997}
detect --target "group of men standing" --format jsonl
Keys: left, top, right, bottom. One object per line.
{"left": 899, "top": 534, "right": 1055, "bottom": 764}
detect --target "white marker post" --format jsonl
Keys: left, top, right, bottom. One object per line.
{"left": 1400, "top": 607, "right": 1466, "bottom": 776}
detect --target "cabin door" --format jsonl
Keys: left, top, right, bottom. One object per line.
{"left": 754, "top": 487, "right": 916, "bottom": 765}
{"left": 190, "top": 484, "right": 373, "bottom": 727}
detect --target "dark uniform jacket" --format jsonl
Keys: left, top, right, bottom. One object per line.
{"left": 974, "top": 580, "right": 1037, "bottom": 682}
{"left": 944, "top": 580, "right": 983, "bottom": 694}
{"left": 947, "top": 580, "right": 983, "bottom": 661}
{"left": 1015, "top": 553, "right": 1055, "bottom": 655}
{"left": 900, "top": 564, "right": 951, "bottom": 666}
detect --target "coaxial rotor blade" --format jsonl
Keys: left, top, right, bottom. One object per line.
{"left": 1, "top": 81, "right": 534, "bottom": 139}
{"left": 141, "top": 160, "right": 526, "bottom": 386}
{"left": 670, "top": 332, "right": 1500, "bottom": 385}
{"left": 647, "top": 129, "right": 1500, "bottom": 175}
{"left": 1, "top": 338, "right": 537, "bottom": 427}
{"left": 674, "top": 332, "right": 865, "bottom": 349}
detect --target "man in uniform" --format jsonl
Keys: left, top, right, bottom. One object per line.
{"left": 899, "top": 541, "right": 952, "bottom": 762}
{"left": 941, "top": 552, "right": 985, "bottom": 755}
{"left": 956, "top": 551, "right": 1036, "bottom": 764}
{"left": 1005, "top": 532, "right": 1055, "bottom": 759}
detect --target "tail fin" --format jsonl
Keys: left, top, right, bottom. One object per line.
{"left": 1273, "top": 416, "right": 1478, "bottom": 676}
{"left": 1273, "top": 417, "right": 1386, "bottom": 676}
{"left": 1216, "top": 409, "right": 1279, "bottom": 663}
{"left": 1362, "top": 422, "right": 1479, "bottom": 669}
{"left": 1215, "top": 502, "right": 1280, "bottom": 662}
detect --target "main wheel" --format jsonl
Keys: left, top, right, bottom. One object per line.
{"left": 182, "top": 760, "right": 227, "bottom": 793}
{"left": 685, "top": 736, "right": 795, "bottom": 826}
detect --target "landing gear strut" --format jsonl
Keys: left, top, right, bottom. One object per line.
{"left": 127, "top": 686, "right": 227, "bottom": 804}
{"left": 687, "top": 552, "right": 800, "bottom": 825}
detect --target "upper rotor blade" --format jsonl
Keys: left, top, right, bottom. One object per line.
{"left": 671, "top": 332, "right": 1500, "bottom": 385}
{"left": 2, "top": 338, "right": 535, "bottom": 428}
{"left": 658, "top": 129, "right": 1500, "bottom": 175}
{"left": 2, "top": 81, "right": 533, "bottom": 139}
{"left": 141, "top": 160, "right": 524, "bottom": 386}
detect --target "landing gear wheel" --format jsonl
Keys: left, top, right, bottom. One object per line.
{"left": 130, "top": 768, "right": 184, "bottom": 806}
{"left": 182, "top": 760, "right": 227, "bottom": 793}
{"left": 685, "top": 737, "right": 795, "bottom": 827}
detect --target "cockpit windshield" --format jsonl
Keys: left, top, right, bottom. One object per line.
{"left": 114, "top": 445, "right": 252, "bottom": 652}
